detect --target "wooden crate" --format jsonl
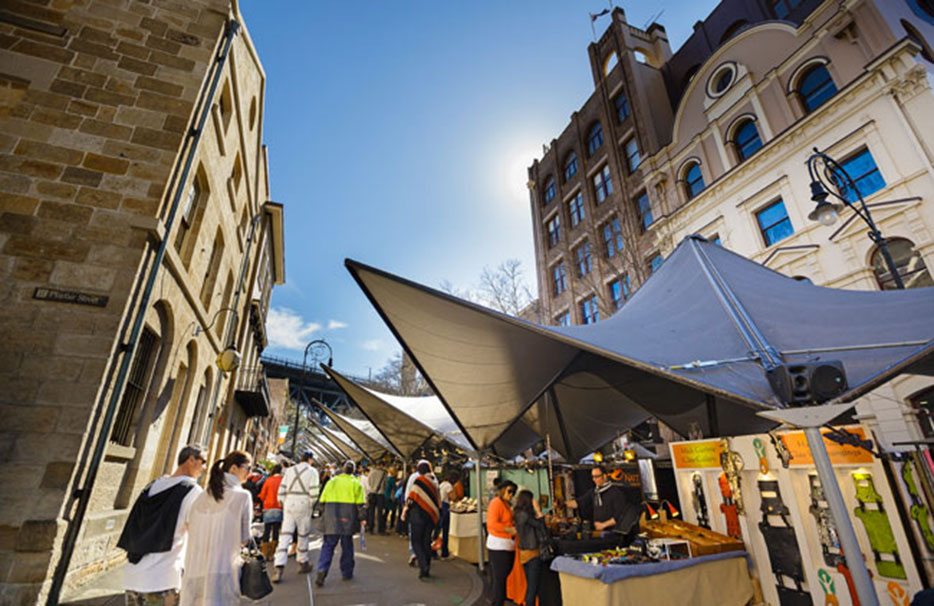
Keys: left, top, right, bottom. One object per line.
{"left": 642, "top": 519, "right": 745, "bottom": 556}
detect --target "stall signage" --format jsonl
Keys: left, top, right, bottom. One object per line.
{"left": 671, "top": 440, "right": 724, "bottom": 469}
{"left": 780, "top": 427, "right": 873, "bottom": 466}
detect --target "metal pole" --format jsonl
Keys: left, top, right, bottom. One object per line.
{"left": 804, "top": 427, "right": 879, "bottom": 606}
{"left": 474, "top": 456, "right": 485, "bottom": 572}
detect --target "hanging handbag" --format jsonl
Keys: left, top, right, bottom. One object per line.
{"left": 240, "top": 538, "right": 273, "bottom": 600}
{"left": 536, "top": 522, "right": 558, "bottom": 561}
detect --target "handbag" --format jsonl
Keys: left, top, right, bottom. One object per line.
{"left": 536, "top": 523, "right": 558, "bottom": 561}
{"left": 240, "top": 538, "right": 273, "bottom": 600}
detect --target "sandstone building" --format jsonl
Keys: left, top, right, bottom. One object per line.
{"left": 528, "top": 0, "right": 934, "bottom": 450}
{"left": 0, "top": 1, "right": 284, "bottom": 602}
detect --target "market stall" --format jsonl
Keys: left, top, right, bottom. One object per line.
{"left": 345, "top": 235, "right": 934, "bottom": 604}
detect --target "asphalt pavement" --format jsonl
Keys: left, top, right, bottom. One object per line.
{"left": 62, "top": 532, "right": 484, "bottom": 606}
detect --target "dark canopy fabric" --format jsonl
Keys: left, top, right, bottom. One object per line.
{"left": 346, "top": 236, "right": 934, "bottom": 461}
{"left": 322, "top": 365, "right": 475, "bottom": 458}
{"left": 314, "top": 400, "right": 399, "bottom": 460}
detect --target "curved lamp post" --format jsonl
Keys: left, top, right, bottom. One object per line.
{"left": 290, "top": 339, "right": 333, "bottom": 457}
{"left": 806, "top": 146, "right": 905, "bottom": 289}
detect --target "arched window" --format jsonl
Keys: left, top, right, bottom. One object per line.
{"left": 772, "top": 0, "right": 802, "bottom": 19}
{"left": 733, "top": 119, "right": 763, "bottom": 161}
{"left": 797, "top": 64, "right": 837, "bottom": 113}
{"left": 872, "top": 238, "right": 933, "bottom": 290}
{"left": 543, "top": 176, "right": 556, "bottom": 205}
{"left": 564, "top": 152, "right": 578, "bottom": 182}
{"left": 720, "top": 20, "right": 749, "bottom": 44}
{"left": 683, "top": 162, "right": 705, "bottom": 200}
{"left": 587, "top": 122, "right": 604, "bottom": 156}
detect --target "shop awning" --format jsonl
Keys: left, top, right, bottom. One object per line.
{"left": 322, "top": 365, "right": 475, "bottom": 458}
{"left": 314, "top": 400, "right": 399, "bottom": 460}
{"left": 309, "top": 415, "right": 362, "bottom": 461}
{"left": 346, "top": 235, "right": 934, "bottom": 461}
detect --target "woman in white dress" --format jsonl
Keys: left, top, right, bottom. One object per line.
{"left": 181, "top": 450, "right": 253, "bottom": 605}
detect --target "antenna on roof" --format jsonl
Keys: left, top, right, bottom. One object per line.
{"left": 644, "top": 9, "right": 664, "bottom": 30}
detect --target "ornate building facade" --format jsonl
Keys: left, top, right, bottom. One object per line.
{"left": 528, "top": 0, "right": 934, "bottom": 448}
{"left": 0, "top": 1, "right": 284, "bottom": 602}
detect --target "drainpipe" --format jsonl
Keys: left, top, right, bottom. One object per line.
{"left": 46, "top": 19, "right": 241, "bottom": 605}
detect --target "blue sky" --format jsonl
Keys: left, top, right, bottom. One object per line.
{"left": 240, "top": 1, "right": 719, "bottom": 378}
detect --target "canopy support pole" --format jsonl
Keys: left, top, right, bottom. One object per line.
{"left": 474, "top": 455, "right": 485, "bottom": 572}
{"left": 760, "top": 405, "right": 879, "bottom": 606}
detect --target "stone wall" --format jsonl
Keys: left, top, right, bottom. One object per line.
{"left": 0, "top": 1, "right": 234, "bottom": 603}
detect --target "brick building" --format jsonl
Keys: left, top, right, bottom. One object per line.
{"left": 0, "top": 1, "right": 284, "bottom": 602}
{"left": 527, "top": 1, "right": 934, "bottom": 452}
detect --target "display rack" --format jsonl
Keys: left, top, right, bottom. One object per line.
{"left": 670, "top": 426, "right": 926, "bottom": 605}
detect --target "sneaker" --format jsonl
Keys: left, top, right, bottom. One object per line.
{"left": 272, "top": 566, "right": 283, "bottom": 584}
{"left": 408, "top": 555, "right": 417, "bottom": 568}
{"left": 341, "top": 575, "right": 353, "bottom": 581}
{"left": 418, "top": 571, "right": 430, "bottom": 581}
{"left": 298, "top": 561, "right": 313, "bottom": 574}
{"left": 440, "top": 554, "right": 454, "bottom": 561}
{"left": 314, "top": 571, "right": 326, "bottom": 587}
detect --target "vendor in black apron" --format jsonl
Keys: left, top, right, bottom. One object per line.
{"left": 566, "top": 465, "right": 639, "bottom": 537}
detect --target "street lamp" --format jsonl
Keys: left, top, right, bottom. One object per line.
{"left": 806, "top": 147, "right": 905, "bottom": 289}
{"left": 290, "top": 339, "right": 333, "bottom": 457}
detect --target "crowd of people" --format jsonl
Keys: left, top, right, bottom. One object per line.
{"left": 116, "top": 445, "right": 468, "bottom": 605}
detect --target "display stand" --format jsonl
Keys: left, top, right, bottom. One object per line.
{"left": 670, "top": 410, "right": 925, "bottom": 606}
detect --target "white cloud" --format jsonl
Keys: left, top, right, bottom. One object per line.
{"left": 361, "top": 339, "right": 384, "bottom": 352}
{"left": 327, "top": 320, "right": 348, "bottom": 330}
{"left": 266, "top": 307, "right": 321, "bottom": 350}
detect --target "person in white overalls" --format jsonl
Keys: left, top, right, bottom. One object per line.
{"left": 273, "top": 451, "right": 320, "bottom": 582}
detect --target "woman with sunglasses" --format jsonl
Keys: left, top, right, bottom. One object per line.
{"left": 486, "top": 480, "right": 518, "bottom": 606}
{"left": 181, "top": 450, "right": 254, "bottom": 605}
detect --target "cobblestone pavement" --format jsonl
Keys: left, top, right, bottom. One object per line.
{"left": 62, "top": 532, "right": 484, "bottom": 606}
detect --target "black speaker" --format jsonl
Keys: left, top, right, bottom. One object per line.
{"left": 766, "top": 361, "right": 847, "bottom": 405}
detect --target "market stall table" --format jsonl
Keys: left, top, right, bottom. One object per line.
{"left": 506, "top": 532, "right": 629, "bottom": 606}
{"left": 549, "top": 551, "right": 754, "bottom": 606}
{"left": 449, "top": 511, "right": 483, "bottom": 563}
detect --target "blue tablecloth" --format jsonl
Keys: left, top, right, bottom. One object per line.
{"left": 550, "top": 550, "right": 749, "bottom": 584}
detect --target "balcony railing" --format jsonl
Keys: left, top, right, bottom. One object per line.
{"left": 234, "top": 365, "right": 270, "bottom": 417}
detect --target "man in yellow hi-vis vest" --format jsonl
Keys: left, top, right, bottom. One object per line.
{"left": 314, "top": 460, "right": 366, "bottom": 587}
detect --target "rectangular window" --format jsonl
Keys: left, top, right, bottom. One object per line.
{"left": 567, "top": 192, "right": 585, "bottom": 227}
{"left": 635, "top": 192, "right": 653, "bottom": 231}
{"left": 648, "top": 253, "right": 664, "bottom": 274}
{"left": 575, "top": 241, "right": 593, "bottom": 277}
{"left": 546, "top": 215, "right": 561, "bottom": 248}
{"left": 615, "top": 93, "right": 630, "bottom": 122}
{"left": 609, "top": 275, "right": 631, "bottom": 310}
{"left": 564, "top": 153, "right": 578, "bottom": 182}
{"left": 625, "top": 137, "right": 641, "bottom": 173}
{"left": 593, "top": 165, "right": 613, "bottom": 204}
{"left": 543, "top": 179, "right": 556, "bottom": 205}
{"left": 756, "top": 199, "right": 794, "bottom": 246}
{"left": 580, "top": 295, "right": 600, "bottom": 325}
{"left": 603, "top": 217, "right": 624, "bottom": 258}
{"left": 552, "top": 262, "right": 567, "bottom": 296}
{"left": 555, "top": 311, "right": 571, "bottom": 327}
{"left": 111, "top": 328, "right": 159, "bottom": 446}
{"left": 838, "top": 148, "right": 885, "bottom": 203}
